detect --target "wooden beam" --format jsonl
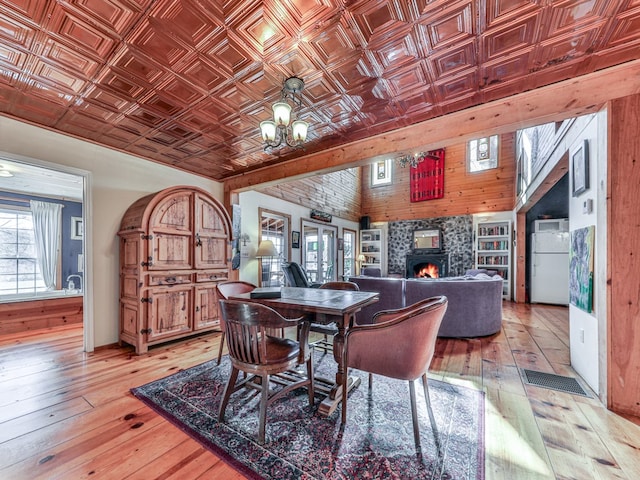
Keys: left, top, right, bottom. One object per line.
{"left": 224, "top": 59, "right": 640, "bottom": 193}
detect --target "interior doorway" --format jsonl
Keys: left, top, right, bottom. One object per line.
{"left": 0, "top": 155, "right": 91, "bottom": 350}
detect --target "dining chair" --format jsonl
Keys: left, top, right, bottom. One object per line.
{"left": 341, "top": 295, "right": 448, "bottom": 449}
{"left": 214, "top": 281, "right": 257, "bottom": 364}
{"left": 217, "top": 299, "right": 315, "bottom": 444}
{"left": 311, "top": 281, "right": 360, "bottom": 352}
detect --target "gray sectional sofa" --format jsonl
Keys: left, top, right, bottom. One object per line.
{"left": 349, "top": 273, "right": 503, "bottom": 337}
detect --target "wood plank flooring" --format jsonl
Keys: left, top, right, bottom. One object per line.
{"left": 1, "top": 303, "right": 639, "bottom": 479}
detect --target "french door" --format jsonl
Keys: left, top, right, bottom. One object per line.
{"left": 301, "top": 220, "right": 337, "bottom": 283}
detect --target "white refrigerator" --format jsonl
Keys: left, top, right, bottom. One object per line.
{"left": 530, "top": 230, "right": 570, "bottom": 305}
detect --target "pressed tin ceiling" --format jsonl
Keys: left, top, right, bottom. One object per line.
{"left": 0, "top": 0, "right": 639, "bottom": 181}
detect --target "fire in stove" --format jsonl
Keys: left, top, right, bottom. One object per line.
{"left": 415, "top": 263, "right": 439, "bottom": 278}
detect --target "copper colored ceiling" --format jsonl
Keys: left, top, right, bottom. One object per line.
{"left": 1, "top": 1, "right": 639, "bottom": 181}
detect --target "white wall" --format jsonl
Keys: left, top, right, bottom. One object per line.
{"left": 0, "top": 117, "right": 222, "bottom": 349}
{"left": 238, "top": 191, "right": 359, "bottom": 286}
{"left": 568, "top": 111, "right": 607, "bottom": 394}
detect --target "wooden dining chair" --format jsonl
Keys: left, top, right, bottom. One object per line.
{"left": 341, "top": 295, "right": 448, "bottom": 449}
{"left": 217, "top": 299, "right": 315, "bottom": 444}
{"left": 214, "top": 281, "right": 256, "bottom": 364}
{"left": 310, "top": 281, "right": 360, "bottom": 352}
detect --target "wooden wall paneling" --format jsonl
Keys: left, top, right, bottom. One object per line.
{"left": 607, "top": 93, "right": 640, "bottom": 417}
{"left": 361, "top": 133, "right": 517, "bottom": 222}
{"left": 257, "top": 168, "right": 362, "bottom": 222}
{"left": 0, "top": 297, "right": 83, "bottom": 335}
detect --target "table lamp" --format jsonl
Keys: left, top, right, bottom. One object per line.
{"left": 256, "top": 240, "right": 279, "bottom": 287}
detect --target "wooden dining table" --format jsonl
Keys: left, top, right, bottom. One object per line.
{"left": 229, "top": 286, "right": 379, "bottom": 416}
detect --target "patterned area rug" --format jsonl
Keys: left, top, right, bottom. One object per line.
{"left": 131, "top": 353, "right": 485, "bottom": 479}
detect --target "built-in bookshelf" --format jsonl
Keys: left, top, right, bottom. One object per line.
{"left": 475, "top": 220, "right": 511, "bottom": 299}
{"left": 359, "top": 223, "right": 387, "bottom": 276}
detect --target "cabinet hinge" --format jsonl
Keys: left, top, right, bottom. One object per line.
{"left": 140, "top": 297, "right": 153, "bottom": 303}
{"left": 141, "top": 234, "right": 153, "bottom": 240}
{"left": 141, "top": 256, "right": 153, "bottom": 267}
{"left": 140, "top": 328, "right": 152, "bottom": 335}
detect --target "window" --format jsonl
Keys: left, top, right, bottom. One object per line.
{"left": 343, "top": 229, "right": 356, "bottom": 276}
{"left": 0, "top": 207, "right": 46, "bottom": 295}
{"left": 259, "top": 209, "right": 290, "bottom": 287}
{"left": 467, "top": 135, "right": 499, "bottom": 172}
{"left": 371, "top": 159, "right": 392, "bottom": 186}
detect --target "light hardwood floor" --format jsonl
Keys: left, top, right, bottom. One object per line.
{"left": 1, "top": 302, "right": 639, "bottom": 479}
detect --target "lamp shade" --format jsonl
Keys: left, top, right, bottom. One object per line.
{"left": 272, "top": 102, "right": 291, "bottom": 126}
{"left": 260, "top": 120, "right": 277, "bottom": 142}
{"left": 357, "top": 254, "right": 366, "bottom": 262}
{"left": 291, "top": 120, "right": 309, "bottom": 142}
{"left": 256, "top": 240, "right": 278, "bottom": 258}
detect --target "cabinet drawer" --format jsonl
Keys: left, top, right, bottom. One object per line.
{"left": 196, "top": 270, "right": 228, "bottom": 283}
{"left": 149, "top": 273, "right": 192, "bottom": 286}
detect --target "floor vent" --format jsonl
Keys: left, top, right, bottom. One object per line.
{"left": 521, "top": 369, "right": 591, "bottom": 397}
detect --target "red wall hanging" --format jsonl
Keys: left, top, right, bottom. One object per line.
{"left": 410, "top": 149, "right": 445, "bottom": 202}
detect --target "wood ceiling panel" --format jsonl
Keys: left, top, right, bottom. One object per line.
{"left": 0, "top": 0, "right": 638, "bottom": 181}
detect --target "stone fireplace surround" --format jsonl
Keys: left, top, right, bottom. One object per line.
{"left": 387, "top": 216, "right": 474, "bottom": 277}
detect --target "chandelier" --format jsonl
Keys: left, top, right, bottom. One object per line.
{"left": 396, "top": 151, "right": 439, "bottom": 168}
{"left": 260, "top": 76, "right": 309, "bottom": 151}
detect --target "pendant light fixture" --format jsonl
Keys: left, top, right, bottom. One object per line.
{"left": 260, "top": 76, "right": 309, "bottom": 151}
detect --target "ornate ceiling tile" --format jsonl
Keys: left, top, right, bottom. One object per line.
{"left": 421, "top": 2, "right": 475, "bottom": 51}
{"left": 46, "top": 7, "right": 119, "bottom": 59}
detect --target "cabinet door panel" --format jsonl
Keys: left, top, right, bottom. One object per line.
{"left": 147, "top": 287, "right": 192, "bottom": 341}
{"left": 194, "top": 285, "right": 219, "bottom": 330}
{"left": 148, "top": 192, "right": 193, "bottom": 270}
{"left": 149, "top": 192, "right": 192, "bottom": 232}
{"left": 149, "top": 233, "right": 192, "bottom": 270}
{"left": 194, "top": 193, "right": 229, "bottom": 269}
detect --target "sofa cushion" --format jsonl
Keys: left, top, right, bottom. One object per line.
{"left": 349, "top": 276, "right": 405, "bottom": 324}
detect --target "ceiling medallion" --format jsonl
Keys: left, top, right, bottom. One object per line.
{"left": 260, "top": 76, "right": 309, "bottom": 152}
{"left": 396, "top": 151, "right": 439, "bottom": 168}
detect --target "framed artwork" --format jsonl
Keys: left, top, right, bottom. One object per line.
{"left": 70, "top": 217, "right": 83, "bottom": 239}
{"left": 572, "top": 140, "right": 589, "bottom": 197}
{"left": 569, "top": 225, "right": 595, "bottom": 312}
{"left": 410, "top": 149, "right": 445, "bottom": 202}
{"left": 338, "top": 238, "right": 344, "bottom": 251}
{"left": 292, "top": 231, "right": 300, "bottom": 249}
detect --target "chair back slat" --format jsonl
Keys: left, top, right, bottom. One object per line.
{"left": 219, "top": 300, "right": 306, "bottom": 366}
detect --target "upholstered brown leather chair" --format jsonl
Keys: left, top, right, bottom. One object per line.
{"left": 214, "top": 281, "right": 256, "bottom": 364}
{"left": 311, "top": 281, "right": 360, "bottom": 352}
{"left": 341, "top": 295, "right": 448, "bottom": 448}
{"left": 217, "top": 299, "right": 315, "bottom": 444}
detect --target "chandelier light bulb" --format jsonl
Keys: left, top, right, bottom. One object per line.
{"left": 260, "top": 120, "right": 277, "bottom": 142}
{"left": 291, "top": 120, "right": 309, "bottom": 143}
{"left": 272, "top": 102, "right": 291, "bottom": 127}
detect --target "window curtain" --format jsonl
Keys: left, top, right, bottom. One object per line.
{"left": 29, "top": 200, "right": 63, "bottom": 290}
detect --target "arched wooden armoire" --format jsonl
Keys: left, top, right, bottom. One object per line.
{"left": 117, "top": 186, "right": 232, "bottom": 354}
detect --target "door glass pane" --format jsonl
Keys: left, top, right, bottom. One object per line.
{"left": 260, "top": 211, "right": 288, "bottom": 287}
{"left": 343, "top": 230, "right": 355, "bottom": 276}
{"left": 303, "top": 225, "right": 319, "bottom": 282}
{"left": 322, "top": 230, "right": 335, "bottom": 281}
